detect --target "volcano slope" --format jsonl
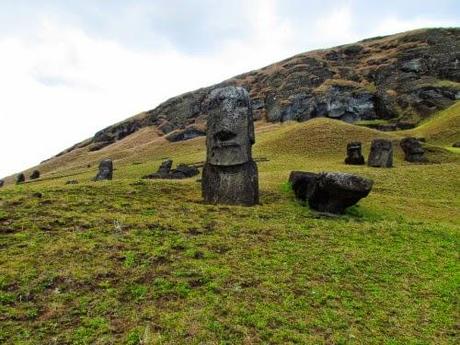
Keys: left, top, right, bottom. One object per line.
{"left": 1, "top": 109, "right": 459, "bottom": 344}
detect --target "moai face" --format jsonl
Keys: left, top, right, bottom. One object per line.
{"left": 206, "top": 87, "right": 255, "bottom": 166}
{"left": 347, "top": 142, "right": 361, "bottom": 156}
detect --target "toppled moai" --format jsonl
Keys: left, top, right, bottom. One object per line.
{"left": 202, "top": 86, "right": 259, "bottom": 206}
{"left": 400, "top": 137, "right": 427, "bottom": 163}
{"left": 289, "top": 171, "right": 373, "bottom": 214}
{"left": 16, "top": 173, "right": 25, "bottom": 184}
{"left": 30, "top": 170, "right": 40, "bottom": 180}
{"left": 143, "top": 159, "right": 199, "bottom": 179}
{"left": 368, "top": 139, "right": 393, "bottom": 168}
{"left": 344, "top": 142, "right": 365, "bottom": 165}
{"left": 94, "top": 159, "right": 113, "bottom": 181}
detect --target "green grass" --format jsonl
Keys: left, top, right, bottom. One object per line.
{"left": 0, "top": 118, "right": 459, "bottom": 344}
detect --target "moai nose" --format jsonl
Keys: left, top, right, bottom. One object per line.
{"left": 214, "top": 130, "right": 236, "bottom": 142}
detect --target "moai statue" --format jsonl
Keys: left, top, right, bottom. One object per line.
{"left": 202, "top": 86, "right": 259, "bottom": 206}
{"left": 0, "top": 179, "right": 4, "bottom": 188}
{"left": 16, "top": 173, "right": 25, "bottom": 184}
{"left": 157, "top": 159, "right": 173, "bottom": 175}
{"left": 368, "top": 139, "right": 393, "bottom": 168}
{"left": 94, "top": 159, "right": 113, "bottom": 181}
{"left": 30, "top": 170, "right": 40, "bottom": 180}
{"left": 400, "top": 137, "right": 427, "bottom": 163}
{"left": 344, "top": 142, "right": 365, "bottom": 165}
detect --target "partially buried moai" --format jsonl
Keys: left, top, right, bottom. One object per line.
{"left": 344, "top": 142, "right": 365, "bottom": 165}
{"left": 202, "top": 86, "right": 259, "bottom": 206}
{"left": 368, "top": 139, "right": 393, "bottom": 168}
{"left": 94, "top": 159, "right": 113, "bottom": 181}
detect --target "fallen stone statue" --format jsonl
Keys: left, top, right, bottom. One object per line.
{"left": 344, "top": 142, "right": 365, "bottom": 165}
{"left": 400, "top": 137, "right": 427, "bottom": 163}
{"left": 202, "top": 86, "right": 259, "bottom": 205}
{"left": 143, "top": 159, "right": 199, "bottom": 179}
{"left": 94, "top": 159, "right": 113, "bottom": 181}
{"left": 289, "top": 171, "right": 373, "bottom": 214}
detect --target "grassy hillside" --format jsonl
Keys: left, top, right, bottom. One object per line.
{"left": 1, "top": 119, "right": 459, "bottom": 344}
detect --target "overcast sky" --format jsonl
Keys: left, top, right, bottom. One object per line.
{"left": 0, "top": 0, "right": 459, "bottom": 178}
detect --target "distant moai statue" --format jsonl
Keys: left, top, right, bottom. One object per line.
{"left": 368, "top": 139, "right": 393, "bottom": 167}
{"left": 0, "top": 180, "right": 4, "bottom": 188}
{"left": 94, "top": 159, "right": 113, "bottom": 181}
{"left": 202, "top": 86, "right": 259, "bottom": 205}
{"left": 16, "top": 173, "right": 25, "bottom": 184}
{"left": 400, "top": 137, "right": 427, "bottom": 163}
{"left": 344, "top": 142, "right": 365, "bottom": 165}
{"left": 30, "top": 170, "right": 40, "bottom": 180}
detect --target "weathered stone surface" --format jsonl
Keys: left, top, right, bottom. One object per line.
{"left": 202, "top": 161, "right": 259, "bottom": 206}
{"left": 0, "top": 180, "right": 4, "bottom": 188}
{"left": 16, "top": 173, "right": 25, "bottom": 184}
{"left": 202, "top": 86, "right": 259, "bottom": 206}
{"left": 30, "top": 170, "right": 40, "bottom": 180}
{"left": 345, "top": 142, "right": 365, "bottom": 165}
{"left": 143, "top": 160, "right": 199, "bottom": 180}
{"left": 368, "top": 139, "right": 393, "bottom": 167}
{"left": 94, "top": 159, "right": 113, "bottom": 181}
{"left": 400, "top": 137, "right": 427, "bottom": 162}
{"left": 289, "top": 171, "right": 373, "bottom": 214}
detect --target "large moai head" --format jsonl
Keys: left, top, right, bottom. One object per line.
{"left": 368, "top": 139, "right": 393, "bottom": 168}
{"left": 206, "top": 86, "right": 255, "bottom": 166}
{"left": 400, "top": 137, "right": 426, "bottom": 162}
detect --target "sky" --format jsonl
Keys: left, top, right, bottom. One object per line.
{"left": 0, "top": 0, "right": 459, "bottom": 178}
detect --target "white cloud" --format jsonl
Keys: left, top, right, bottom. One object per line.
{"left": 372, "top": 16, "right": 458, "bottom": 36}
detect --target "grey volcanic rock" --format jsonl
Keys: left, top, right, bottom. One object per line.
{"left": 345, "top": 142, "right": 365, "bottom": 165}
{"left": 165, "top": 125, "right": 206, "bottom": 142}
{"left": 143, "top": 160, "right": 199, "bottom": 179}
{"left": 368, "top": 139, "right": 393, "bottom": 167}
{"left": 289, "top": 171, "right": 373, "bottom": 214}
{"left": 16, "top": 173, "right": 25, "bottom": 184}
{"left": 30, "top": 170, "right": 40, "bottom": 180}
{"left": 400, "top": 137, "right": 427, "bottom": 162}
{"left": 0, "top": 180, "right": 4, "bottom": 188}
{"left": 202, "top": 86, "right": 259, "bottom": 206}
{"left": 94, "top": 159, "right": 113, "bottom": 181}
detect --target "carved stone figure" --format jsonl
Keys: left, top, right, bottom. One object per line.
{"left": 368, "top": 139, "right": 393, "bottom": 167}
{"left": 289, "top": 171, "right": 373, "bottom": 214}
{"left": 344, "top": 142, "right": 365, "bottom": 165}
{"left": 202, "top": 86, "right": 259, "bottom": 205}
{"left": 94, "top": 159, "right": 113, "bottom": 181}
{"left": 400, "top": 137, "right": 427, "bottom": 162}
{"left": 16, "top": 173, "right": 25, "bottom": 184}
{"left": 143, "top": 160, "right": 199, "bottom": 179}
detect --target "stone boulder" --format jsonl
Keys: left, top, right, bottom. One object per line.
{"left": 16, "top": 173, "right": 25, "bottom": 184}
{"left": 94, "top": 159, "right": 113, "bottom": 181}
{"left": 143, "top": 160, "right": 199, "bottom": 180}
{"left": 344, "top": 142, "right": 365, "bottom": 165}
{"left": 30, "top": 170, "right": 40, "bottom": 180}
{"left": 289, "top": 171, "right": 373, "bottom": 214}
{"left": 400, "top": 137, "right": 427, "bottom": 162}
{"left": 368, "top": 139, "right": 393, "bottom": 167}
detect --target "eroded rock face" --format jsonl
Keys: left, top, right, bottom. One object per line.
{"left": 94, "top": 159, "right": 113, "bottom": 181}
{"left": 289, "top": 171, "right": 373, "bottom": 214}
{"left": 16, "top": 173, "right": 25, "bottom": 184}
{"left": 400, "top": 137, "right": 427, "bottom": 162}
{"left": 30, "top": 170, "right": 40, "bottom": 180}
{"left": 368, "top": 139, "right": 393, "bottom": 167}
{"left": 202, "top": 86, "right": 259, "bottom": 206}
{"left": 345, "top": 142, "right": 365, "bottom": 165}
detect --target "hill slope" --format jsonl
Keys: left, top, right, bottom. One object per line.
{"left": 1, "top": 116, "right": 459, "bottom": 344}
{"left": 40, "top": 27, "right": 460, "bottom": 162}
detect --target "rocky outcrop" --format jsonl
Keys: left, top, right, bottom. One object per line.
{"left": 289, "top": 171, "right": 373, "bottom": 214}
{"left": 52, "top": 28, "right": 460, "bottom": 157}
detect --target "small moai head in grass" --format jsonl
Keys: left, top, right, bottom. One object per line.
{"left": 206, "top": 86, "right": 255, "bottom": 166}
{"left": 30, "top": 170, "right": 40, "bottom": 180}
{"left": 16, "top": 173, "right": 25, "bottom": 184}
{"left": 94, "top": 159, "right": 113, "bottom": 181}
{"left": 0, "top": 179, "right": 4, "bottom": 188}
{"left": 345, "top": 142, "right": 365, "bottom": 165}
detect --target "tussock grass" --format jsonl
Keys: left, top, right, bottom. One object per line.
{"left": 0, "top": 116, "right": 459, "bottom": 344}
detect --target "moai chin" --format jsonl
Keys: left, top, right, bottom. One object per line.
{"left": 202, "top": 86, "right": 259, "bottom": 206}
